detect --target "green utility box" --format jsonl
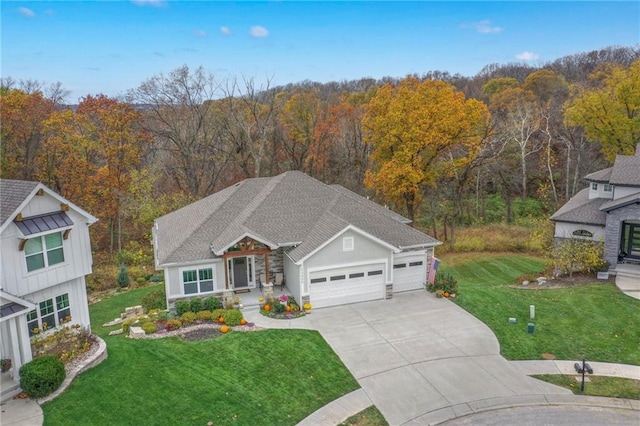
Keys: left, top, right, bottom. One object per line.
{"left": 527, "top": 323, "right": 535, "bottom": 334}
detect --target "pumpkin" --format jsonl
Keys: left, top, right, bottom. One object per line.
{"left": 264, "top": 304, "right": 271, "bottom": 311}
{"left": 285, "top": 305, "right": 292, "bottom": 312}
{"left": 220, "top": 325, "right": 229, "bottom": 333}
{"left": 444, "top": 292, "right": 450, "bottom": 298}
{"left": 218, "top": 317, "right": 225, "bottom": 324}
{"left": 240, "top": 318, "right": 247, "bottom": 325}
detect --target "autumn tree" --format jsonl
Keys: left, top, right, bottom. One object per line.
{"left": 363, "top": 77, "right": 490, "bottom": 223}
{"left": 564, "top": 60, "right": 640, "bottom": 161}
{"left": 0, "top": 89, "right": 55, "bottom": 180}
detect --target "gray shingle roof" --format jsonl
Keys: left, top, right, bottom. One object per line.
{"left": 155, "top": 171, "right": 441, "bottom": 266}
{"left": 609, "top": 154, "right": 640, "bottom": 186}
{"left": 601, "top": 192, "right": 640, "bottom": 212}
{"left": 584, "top": 167, "right": 612, "bottom": 183}
{"left": 0, "top": 179, "right": 38, "bottom": 226}
{"left": 549, "top": 188, "right": 607, "bottom": 226}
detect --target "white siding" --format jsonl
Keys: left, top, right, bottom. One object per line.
{"left": 554, "top": 222, "right": 605, "bottom": 241}
{"left": 283, "top": 252, "right": 301, "bottom": 305}
{"left": 164, "top": 259, "right": 224, "bottom": 301}
{"left": 614, "top": 187, "right": 640, "bottom": 200}
{"left": 23, "top": 277, "right": 91, "bottom": 330}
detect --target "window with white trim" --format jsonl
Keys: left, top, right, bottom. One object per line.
{"left": 26, "top": 293, "right": 71, "bottom": 336}
{"left": 603, "top": 184, "right": 613, "bottom": 192}
{"left": 591, "top": 182, "right": 598, "bottom": 191}
{"left": 343, "top": 236, "right": 354, "bottom": 251}
{"left": 25, "top": 232, "right": 65, "bottom": 272}
{"left": 181, "top": 266, "right": 215, "bottom": 295}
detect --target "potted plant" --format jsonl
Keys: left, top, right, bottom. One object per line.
{"left": 303, "top": 302, "right": 312, "bottom": 313}
{"left": 1, "top": 358, "right": 11, "bottom": 373}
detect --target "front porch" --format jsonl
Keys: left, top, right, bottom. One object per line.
{"left": 229, "top": 284, "right": 292, "bottom": 308}
{"left": 612, "top": 263, "right": 640, "bottom": 300}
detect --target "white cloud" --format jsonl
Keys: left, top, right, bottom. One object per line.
{"left": 131, "top": 0, "right": 167, "bottom": 7}
{"left": 249, "top": 25, "right": 269, "bottom": 38}
{"left": 193, "top": 30, "right": 206, "bottom": 38}
{"left": 220, "top": 26, "right": 231, "bottom": 35}
{"left": 461, "top": 20, "right": 503, "bottom": 34}
{"left": 18, "top": 7, "right": 35, "bottom": 18}
{"left": 516, "top": 51, "right": 540, "bottom": 61}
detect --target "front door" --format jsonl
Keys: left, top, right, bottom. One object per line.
{"left": 231, "top": 257, "right": 249, "bottom": 289}
{"left": 621, "top": 221, "right": 640, "bottom": 261}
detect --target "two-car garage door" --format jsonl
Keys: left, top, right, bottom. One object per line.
{"left": 309, "top": 263, "right": 385, "bottom": 308}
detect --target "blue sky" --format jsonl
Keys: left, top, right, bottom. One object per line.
{"left": 2, "top": 1, "right": 638, "bottom": 102}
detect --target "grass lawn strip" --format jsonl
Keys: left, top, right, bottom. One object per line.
{"left": 42, "top": 285, "right": 359, "bottom": 426}
{"left": 338, "top": 405, "right": 389, "bottom": 426}
{"left": 439, "top": 253, "right": 640, "bottom": 365}
{"left": 532, "top": 375, "right": 640, "bottom": 400}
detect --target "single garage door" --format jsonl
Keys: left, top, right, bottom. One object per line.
{"left": 393, "top": 256, "right": 426, "bottom": 292}
{"left": 309, "top": 263, "right": 385, "bottom": 308}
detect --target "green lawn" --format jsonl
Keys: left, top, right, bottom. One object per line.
{"left": 42, "top": 285, "right": 359, "bottom": 426}
{"left": 532, "top": 375, "right": 640, "bottom": 400}
{"left": 439, "top": 253, "right": 640, "bottom": 365}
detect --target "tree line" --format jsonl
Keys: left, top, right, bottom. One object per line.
{"left": 1, "top": 45, "right": 639, "bottom": 253}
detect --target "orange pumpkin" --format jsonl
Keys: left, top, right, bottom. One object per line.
{"left": 264, "top": 304, "right": 271, "bottom": 311}
{"left": 240, "top": 318, "right": 247, "bottom": 325}
{"left": 218, "top": 317, "right": 225, "bottom": 323}
{"left": 220, "top": 325, "right": 229, "bottom": 333}
{"left": 285, "top": 305, "right": 292, "bottom": 312}
{"left": 444, "top": 292, "right": 450, "bottom": 298}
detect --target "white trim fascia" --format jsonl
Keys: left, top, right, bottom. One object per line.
{"left": 277, "top": 241, "right": 302, "bottom": 248}
{"left": 157, "top": 258, "right": 224, "bottom": 270}
{"left": 398, "top": 241, "right": 442, "bottom": 250}
{"left": 0, "top": 183, "right": 98, "bottom": 235}
{"left": 213, "top": 232, "right": 278, "bottom": 256}
{"left": 295, "top": 224, "right": 399, "bottom": 265}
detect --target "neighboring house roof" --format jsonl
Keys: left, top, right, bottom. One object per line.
{"left": 155, "top": 171, "right": 441, "bottom": 266}
{"left": 584, "top": 167, "right": 612, "bottom": 183}
{"left": 601, "top": 192, "right": 640, "bottom": 212}
{"left": 0, "top": 179, "right": 98, "bottom": 235}
{"left": 609, "top": 154, "right": 640, "bottom": 186}
{"left": 549, "top": 188, "right": 607, "bottom": 226}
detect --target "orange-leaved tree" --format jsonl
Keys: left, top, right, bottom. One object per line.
{"left": 363, "top": 77, "right": 490, "bottom": 223}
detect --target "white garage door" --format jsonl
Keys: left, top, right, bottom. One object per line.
{"left": 310, "top": 263, "right": 385, "bottom": 308}
{"left": 393, "top": 256, "right": 427, "bottom": 292}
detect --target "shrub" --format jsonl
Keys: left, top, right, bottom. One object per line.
{"left": 149, "top": 274, "right": 164, "bottom": 283}
{"left": 141, "top": 322, "right": 157, "bottom": 334}
{"left": 551, "top": 239, "right": 606, "bottom": 277}
{"left": 175, "top": 300, "right": 191, "bottom": 316}
{"left": 116, "top": 264, "right": 130, "bottom": 288}
{"left": 211, "top": 309, "right": 225, "bottom": 321}
{"left": 180, "top": 312, "right": 197, "bottom": 325}
{"left": 165, "top": 319, "right": 181, "bottom": 331}
{"left": 195, "top": 310, "right": 212, "bottom": 321}
{"left": 142, "top": 288, "right": 167, "bottom": 312}
{"left": 203, "top": 296, "right": 222, "bottom": 311}
{"left": 190, "top": 298, "right": 203, "bottom": 313}
{"left": 223, "top": 309, "right": 244, "bottom": 326}
{"left": 20, "top": 355, "right": 66, "bottom": 398}
{"left": 121, "top": 317, "right": 138, "bottom": 333}
{"left": 273, "top": 303, "right": 286, "bottom": 314}
{"left": 136, "top": 277, "right": 146, "bottom": 284}
{"left": 428, "top": 273, "right": 458, "bottom": 295}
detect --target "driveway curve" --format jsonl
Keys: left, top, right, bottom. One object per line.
{"left": 305, "top": 291, "right": 571, "bottom": 425}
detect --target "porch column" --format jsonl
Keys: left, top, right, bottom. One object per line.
{"left": 223, "top": 254, "right": 229, "bottom": 290}
{"left": 265, "top": 252, "right": 270, "bottom": 283}
{"left": 8, "top": 319, "right": 24, "bottom": 380}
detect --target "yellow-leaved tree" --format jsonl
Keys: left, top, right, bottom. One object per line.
{"left": 363, "top": 77, "right": 490, "bottom": 223}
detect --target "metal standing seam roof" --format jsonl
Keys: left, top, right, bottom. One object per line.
{"left": 154, "top": 171, "right": 441, "bottom": 266}
{"left": 15, "top": 211, "right": 74, "bottom": 235}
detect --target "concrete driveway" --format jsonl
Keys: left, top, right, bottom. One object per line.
{"left": 305, "top": 292, "right": 570, "bottom": 425}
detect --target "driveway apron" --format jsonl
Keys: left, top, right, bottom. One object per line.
{"left": 307, "top": 292, "right": 570, "bottom": 425}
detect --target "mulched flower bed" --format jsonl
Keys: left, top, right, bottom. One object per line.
{"left": 141, "top": 322, "right": 260, "bottom": 340}
{"left": 181, "top": 327, "right": 224, "bottom": 341}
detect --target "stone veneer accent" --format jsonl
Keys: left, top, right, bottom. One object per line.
{"left": 604, "top": 204, "right": 640, "bottom": 267}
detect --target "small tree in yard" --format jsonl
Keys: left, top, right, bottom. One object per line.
{"left": 117, "top": 263, "right": 130, "bottom": 288}
{"left": 551, "top": 239, "right": 607, "bottom": 278}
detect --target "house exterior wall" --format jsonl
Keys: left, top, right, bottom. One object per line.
{"left": 23, "top": 277, "right": 91, "bottom": 331}
{"left": 283, "top": 252, "right": 301, "bottom": 304}
{"left": 553, "top": 222, "right": 606, "bottom": 241}
{"left": 613, "top": 187, "right": 640, "bottom": 200}
{"left": 604, "top": 204, "right": 640, "bottom": 266}
{"left": 163, "top": 258, "right": 225, "bottom": 302}
{"left": 301, "top": 229, "right": 393, "bottom": 296}
{"left": 1, "top": 203, "right": 93, "bottom": 298}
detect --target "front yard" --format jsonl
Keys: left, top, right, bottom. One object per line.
{"left": 439, "top": 253, "right": 640, "bottom": 365}
{"left": 42, "top": 285, "right": 359, "bottom": 426}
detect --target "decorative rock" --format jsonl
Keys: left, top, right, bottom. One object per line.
{"left": 121, "top": 305, "right": 144, "bottom": 319}
{"left": 537, "top": 280, "right": 547, "bottom": 286}
{"left": 108, "top": 329, "right": 124, "bottom": 336}
{"left": 522, "top": 280, "right": 529, "bottom": 286}
{"left": 536, "top": 277, "right": 547, "bottom": 283}
{"left": 103, "top": 318, "right": 124, "bottom": 327}
{"left": 129, "top": 326, "right": 145, "bottom": 339}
